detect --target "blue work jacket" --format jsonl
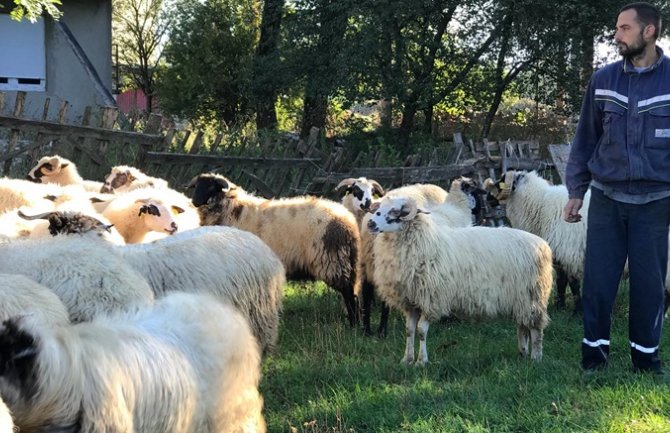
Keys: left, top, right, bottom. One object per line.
{"left": 566, "top": 46, "right": 670, "bottom": 199}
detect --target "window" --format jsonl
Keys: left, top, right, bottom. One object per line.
{"left": 0, "top": 14, "right": 46, "bottom": 91}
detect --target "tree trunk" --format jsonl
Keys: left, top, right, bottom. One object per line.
{"left": 422, "top": 104, "right": 433, "bottom": 135}
{"left": 300, "top": 92, "right": 328, "bottom": 139}
{"left": 379, "top": 98, "right": 392, "bottom": 130}
{"left": 481, "top": 88, "right": 504, "bottom": 139}
{"left": 579, "top": 25, "right": 595, "bottom": 93}
{"left": 253, "top": 0, "right": 284, "bottom": 130}
{"left": 397, "top": 100, "right": 417, "bottom": 151}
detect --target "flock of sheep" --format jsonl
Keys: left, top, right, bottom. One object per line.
{"left": 0, "top": 153, "right": 628, "bottom": 432}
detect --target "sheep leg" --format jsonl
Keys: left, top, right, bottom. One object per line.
{"left": 377, "top": 301, "right": 390, "bottom": 338}
{"left": 361, "top": 280, "right": 375, "bottom": 336}
{"left": 415, "top": 314, "right": 430, "bottom": 366}
{"left": 554, "top": 261, "right": 568, "bottom": 309}
{"left": 402, "top": 308, "right": 420, "bottom": 365}
{"left": 517, "top": 325, "right": 530, "bottom": 357}
{"left": 568, "top": 276, "right": 582, "bottom": 314}
{"left": 530, "top": 328, "right": 543, "bottom": 361}
{"left": 339, "top": 286, "right": 358, "bottom": 328}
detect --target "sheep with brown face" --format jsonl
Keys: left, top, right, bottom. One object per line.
{"left": 191, "top": 172, "right": 361, "bottom": 328}
{"left": 100, "top": 165, "right": 168, "bottom": 194}
{"left": 26, "top": 155, "right": 103, "bottom": 192}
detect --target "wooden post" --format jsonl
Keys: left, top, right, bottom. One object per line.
{"left": 3, "top": 92, "right": 26, "bottom": 175}
{"left": 58, "top": 101, "right": 68, "bottom": 123}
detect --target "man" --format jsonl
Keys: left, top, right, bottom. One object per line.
{"left": 563, "top": 2, "right": 670, "bottom": 374}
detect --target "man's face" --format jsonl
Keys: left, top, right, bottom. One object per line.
{"left": 615, "top": 9, "right": 648, "bottom": 58}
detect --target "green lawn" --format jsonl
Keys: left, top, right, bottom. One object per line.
{"left": 261, "top": 282, "right": 670, "bottom": 433}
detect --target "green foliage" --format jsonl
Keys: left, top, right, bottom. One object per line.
{"left": 262, "top": 281, "right": 670, "bottom": 432}
{"left": 6, "top": 0, "right": 62, "bottom": 22}
{"left": 156, "top": 0, "right": 259, "bottom": 128}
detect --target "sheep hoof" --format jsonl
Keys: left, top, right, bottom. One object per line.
{"left": 400, "top": 357, "right": 414, "bottom": 366}
{"left": 414, "top": 359, "right": 428, "bottom": 367}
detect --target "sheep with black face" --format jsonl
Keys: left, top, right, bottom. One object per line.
{"left": 191, "top": 173, "right": 361, "bottom": 327}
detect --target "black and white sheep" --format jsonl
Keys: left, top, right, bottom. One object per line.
{"left": 367, "top": 195, "right": 553, "bottom": 365}
{"left": 26, "top": 155, "right": 103, "bottom": 192}
{"left": 100, "top": 164, "right": 169, "bottom": 193}
{"left": 336, "top": 177, "right": 385, "bottom": 226}
{"left": 0, "top": 292, "right": 265, "bottom": 433}
{"left": 191, "top": 173, "right": 361, "bottom": 327}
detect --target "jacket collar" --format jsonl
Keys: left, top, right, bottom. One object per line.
{"left": 623, "top": 46, "right": 665, "bottom": 74}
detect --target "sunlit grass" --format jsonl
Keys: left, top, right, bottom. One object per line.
{"left": 261, "top": 281, "right": 670, "bottom": 432}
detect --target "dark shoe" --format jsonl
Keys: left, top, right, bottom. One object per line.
{"left": 632, "top": 365, "right": 664, "bottom": 375}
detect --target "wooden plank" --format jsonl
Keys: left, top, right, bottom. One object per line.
{"left": 0, "top": 116, "right": 163, "bottom": 147}
{"left": 548, "top": 143, "right": 571, "bottom": 185}
{"left": 144, "top": 152, "right": 321, "bottom": 168}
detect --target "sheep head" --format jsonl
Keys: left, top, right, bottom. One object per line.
{"left": 137, "top": 200, "right": 178, "bottom": 235}
{"left": 0, "top": 318, "right": 40, "bottom": 408}
{"left": 26, "top": 155, "right": 69, "bottom": 183}
{"left": 101, "top": 166, "right": 138, "bottom": 193}
{"left": 18, "top": 210, "right": 113, "bottom": 237}
{"left": 189, "top": 173, "right": 235, "bottom": 207}
{"left": 366, "top": 196, "right": 428, "bottom": 233}
{"left": 336, "top": 177, "right": 385, "bottom": 212}
{"left": 483, "top": 171, "right": 522, "bottom": 204}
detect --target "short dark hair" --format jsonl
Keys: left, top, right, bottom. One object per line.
{"left": 620, "top": 2, "right": 662, "bottom": 38}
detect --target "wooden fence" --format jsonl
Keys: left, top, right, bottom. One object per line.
{"left": 0, "top": 91, "right": 564, "bottom": 200}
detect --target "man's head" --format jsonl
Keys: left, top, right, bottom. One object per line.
{"left": 615, "top": 2, "right": 662, "bottom": 58}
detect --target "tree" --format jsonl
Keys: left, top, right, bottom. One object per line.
{"left": 5, "top": 0, "right": 62, "bottom": 21}
{"left": 113, "top": 0, "right": 172, "bottom": 113}
{"left": 252, "top": 0, "right": 285, "bottom": 130}
{"left": 156, "top": 0, "right": 259, "bottom": 127}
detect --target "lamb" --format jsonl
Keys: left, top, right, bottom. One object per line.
{"left": 100, "top": 164, "right": 169, "bottom": 193}
{"left": 31, "top": 215, "right": 285, "bottom": 354}
{"left": 26, "top": 155, "right": 104, "bottom": 192}
{"left": 483, "top": 170, "right": 584, "bottom": 311}
{"left": 0, "top": 235, "right": 155, "bottom": 322}
{"left": 367, "top": 195, "right": 553, "bottom": 365}
{"left": 191, "top": 173, "right": 361, "bottom": 327}
{"left": 0, "top": 273, "right": 70, "bottom": 327}
{"left": 0, "top": 292, "right": 265, "bottom": 433}
{"left": 101, "top": 187, "right": 186, "bottom": 243}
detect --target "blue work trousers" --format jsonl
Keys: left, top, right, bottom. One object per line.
{"left": 582, "top": 187, "right": 670, "bottom": 371}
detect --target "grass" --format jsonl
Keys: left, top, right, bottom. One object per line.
{"left": 261, "top": 282, "right": 670, "bottom": 433}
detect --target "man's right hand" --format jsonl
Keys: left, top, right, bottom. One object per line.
{"left": 563, "top": 198, "right": 583, "bottom": 223}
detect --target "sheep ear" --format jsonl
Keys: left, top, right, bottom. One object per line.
{"left": 48, "top": 157, "right": 61, "bottom": 167}
{"left": 171, "top": 205, "right": 185, "bottom": 215}
{"left": 335, "top": 178, "right": 356, "bottom": 196}
{"left": 0, "top": 318, "right": 39, "bottom": 382}
{"left": 483, "top": 178, "right": 497, "bottom": 192}
{"left": 44, "top": 194, "right": 58, "bottom": 201}
{"left": 370, "top": 180, "right": 385, "bottom": 197}
{"left": 125, "top": 170, "right": 136, "bottom": 182}
{"left": 368, "top": 202, "right": 380, "bottom": 213}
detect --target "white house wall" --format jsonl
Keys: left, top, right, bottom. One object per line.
{"left": 1, "top": 0, "right": 113, "bottom": 124}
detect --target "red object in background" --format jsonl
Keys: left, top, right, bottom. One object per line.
{"left": 114, "top": 88, "right": 159, "bottom": 115}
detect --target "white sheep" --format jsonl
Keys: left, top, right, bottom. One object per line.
{"left": 191, "top": 173, "right": 361, "bottom": 327}
{"left": 100, "top": 164, "right": 169, "bottom": 193}
{"left": 17, "top": 213, "right": 285, "bottom": 354}
{"left": 0, "top": 177, "right": 63, "bottom": 213}
{"left": 483, "top": 170, "right": 585, "bottom": 310}
{"left": 101, "top": 187, "right": 186, "bottom": 243}
{"left": 26, "top": 155, "right": 103, "bottom": 192}
{"left": 0, "top": 292, "right": 265, "bottom": 433}
{"left": 0, "top": 397, "right": 12, "bottom": 433}
{"left": 368, "top": 195, "right": 553, "bottom": 365}
{"left": 0, "top": 235, "right": 155, "bottom": 322}
{"left": 0, "top": 273, "right": 70, "bottom": 327}
{"left": 117, "top": 226, "right": 285, "bottom": 355}
{"left": 354, "top": 179, "right": 473, "bottom": 336}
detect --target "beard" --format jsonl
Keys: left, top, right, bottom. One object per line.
{"left": 617, "top": 31, "right": 647, "bottom": 59}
